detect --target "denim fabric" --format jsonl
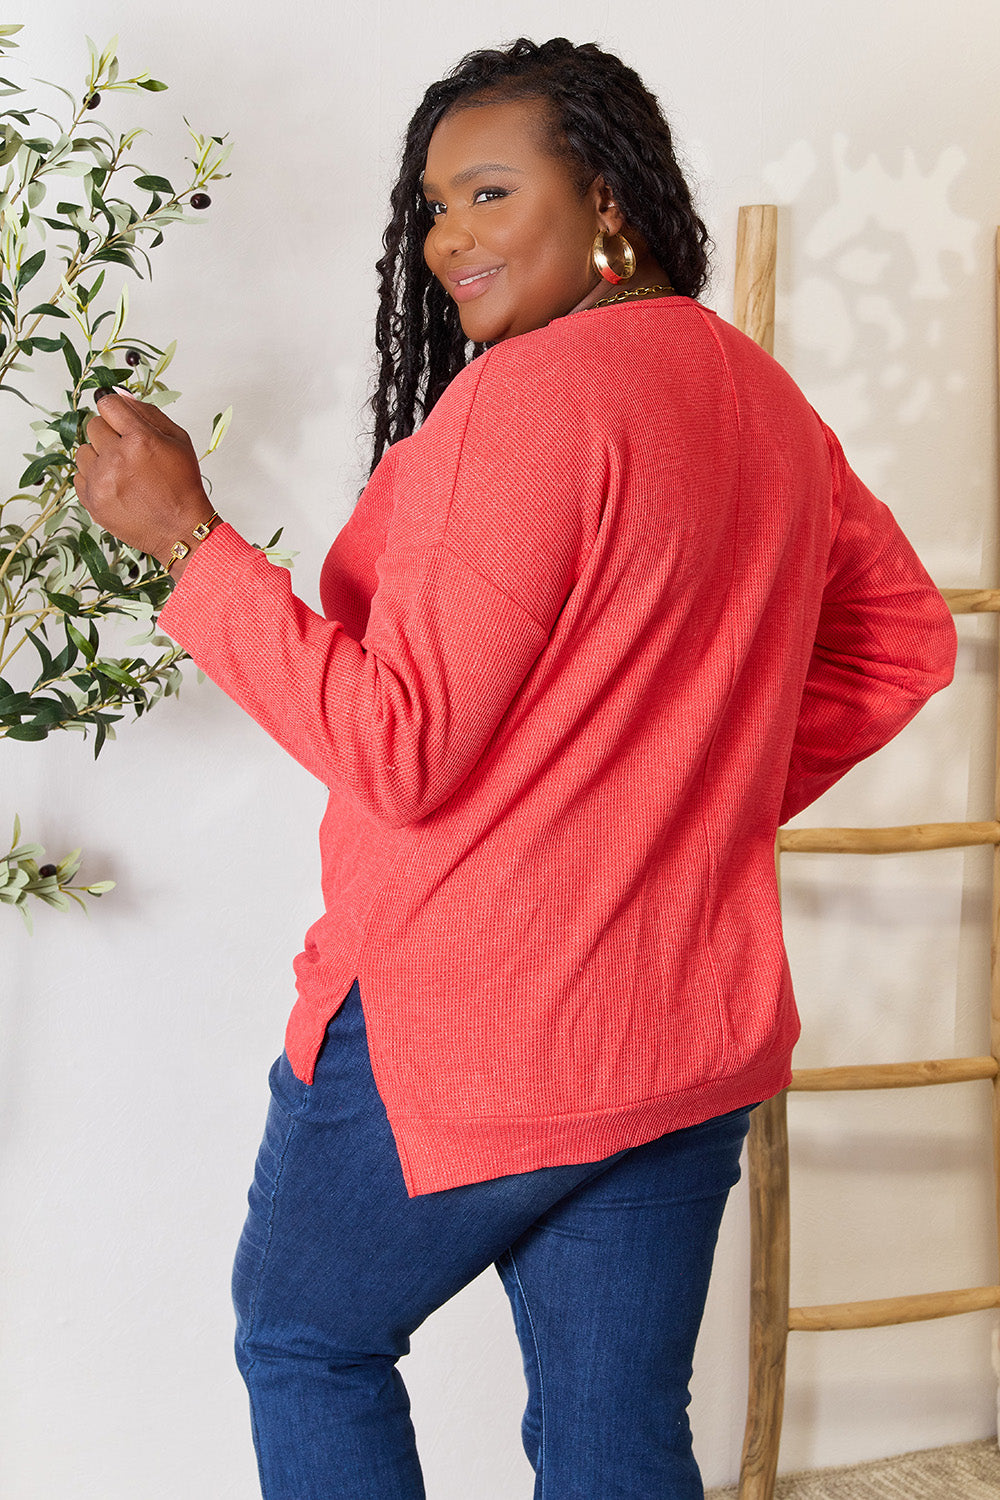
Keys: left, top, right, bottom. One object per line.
{"left": 232, "top": 979, "right": 752, "bottom": 1499}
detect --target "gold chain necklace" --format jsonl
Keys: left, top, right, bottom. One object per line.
{"left": 592, "top": 283, "right": 675, "bottom": 308}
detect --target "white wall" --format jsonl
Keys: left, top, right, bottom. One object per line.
{"left": 3, "top": 2, "right": 999, "bottom": 1495}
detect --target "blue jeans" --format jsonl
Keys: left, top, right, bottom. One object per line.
{"left": 232, "top": 980, "right": 752, "bottom": 1499}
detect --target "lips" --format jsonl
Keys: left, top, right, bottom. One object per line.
{"left": 446, "top": 263, "right": 505, "bottom": 304}
{"left": 447, "top": 263, "right": 504, "bottom": 287}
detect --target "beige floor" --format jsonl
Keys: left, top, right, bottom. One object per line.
{"left": 706, "top": 1437, "right": 1000, "bottom": 1498}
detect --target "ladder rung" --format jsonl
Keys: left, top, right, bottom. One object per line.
{"left": 941, "top": 587, "right": 1000, "bottom": 613}
{"left": 789, "top": 1284, "right": 1000, "bottom": 1331}
{"left": 791, "top": 1056, "right": 998, "bottom": 1090}
{"left": 779, "top": 821, "right": 1000, "bottom": 853}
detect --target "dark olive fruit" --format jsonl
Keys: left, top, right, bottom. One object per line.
{"left": 190, "top": 192, "right": 211, "bottom": 210}
{"left": 39, "top": 864, "right": 58, "bottom": 878}
{"left": 85, "top": 92, "right": 101, "bottom": 109}
{"left": 125, "top": 349, "right": 142, "bottom": 367}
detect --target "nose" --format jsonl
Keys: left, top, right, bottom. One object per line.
{"left": 430, "top": 212, "right": 476, "bottom": 257}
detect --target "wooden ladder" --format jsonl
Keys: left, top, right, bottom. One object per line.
{"left": 732, "top": 205, "right": 1000, "bottom": 1499}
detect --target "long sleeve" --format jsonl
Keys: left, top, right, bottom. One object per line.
{"left": 157, "top": 344, "right": 603, "bottom": 828}
{"left": 779, "top": 424, "right": 957, "bottom": 824}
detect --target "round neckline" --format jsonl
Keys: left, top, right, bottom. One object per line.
{"left": 549, "top": 293, "right": 694, "bottom": 328}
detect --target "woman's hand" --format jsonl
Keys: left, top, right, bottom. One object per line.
{"left": 73, "top": 389, "right": 214, "bottom": 567}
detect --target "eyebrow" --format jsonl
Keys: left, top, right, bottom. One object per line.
{"left": 421, "top": 162, "right": 524, "bottom": 194}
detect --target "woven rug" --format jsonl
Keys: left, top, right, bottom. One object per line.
{"left": 706, "top": 1437, "right": 1000, "bottom": 1498}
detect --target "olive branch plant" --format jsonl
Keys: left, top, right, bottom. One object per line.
{"left": 0, "top": 24, "right": 281, "bottom": 931}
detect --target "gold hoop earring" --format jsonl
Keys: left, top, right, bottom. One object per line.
{"left": 592, "top": 230, "right": 636, "bottom": 286}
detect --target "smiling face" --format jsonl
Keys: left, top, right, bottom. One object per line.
{"left": 421, "top": 96, "right": 615, "bottom": 343}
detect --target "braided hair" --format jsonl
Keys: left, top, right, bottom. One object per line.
{"left": 369, "top": 37, "right": 711, "bottom": 474}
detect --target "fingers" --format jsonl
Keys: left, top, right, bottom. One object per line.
{"left": 82, "top": 413, "right": 116, "bottom": 456}
{"left": 94, "top": 387, "right": 186, "bottom": 440}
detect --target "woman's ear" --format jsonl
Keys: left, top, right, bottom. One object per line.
{"left": 590, "top": 176, "right": 626, "bottom": 236}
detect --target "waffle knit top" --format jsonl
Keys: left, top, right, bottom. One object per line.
{"left": 158, "top": 297, "right": 957, "bottom": 1196}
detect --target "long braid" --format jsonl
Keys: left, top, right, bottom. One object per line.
{"left": 368, "top": 38, "right": 711, "bottom": 475}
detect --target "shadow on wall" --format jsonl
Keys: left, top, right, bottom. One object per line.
{"left": 765, "top": 133, "right": 981, "bottom": 525}
{"left": 767, "top": 131, "right": 991, "bottom": 1057}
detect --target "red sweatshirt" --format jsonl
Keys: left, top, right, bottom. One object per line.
{"left": 159, "top": 297, "right": 956, "bottom": 1196}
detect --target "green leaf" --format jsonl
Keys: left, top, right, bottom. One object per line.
{"left": 48, "top": 640, "right": 76, "bottom": 677}
{"left": 93, "top": 714, "right": 118, "bottom": 757}
{"left": 60, "top": 334, "right": 82, "bottom": 385}
{"left": 205, "top": 404, "right": 233, "bottom": 454}
{"left": 27, "top": 700, "right": 69, "bottom": 726}
{"left": 78, "top": 269, "right": 106, "bottom": 306}
{"left": 50, "top": 689, "right": 79, "bottom": 717}
{"left": 105, "top": 281, "right": 128, "bottom": 346}
{"left": 28, "top": 336, "right": 63, "bottom": 352}
{"left": 0, "top": 127, "right": 22, "bottom": 164}
{"left": 0, "top": 383, "right": 34, "bottom": 405}
{"left": 28, "top": 303, "right": 71, "bottom": 319}
{"left": 46, "top": 590, "right": 83, "bottom": 616}
{"left": 90, "top": 246, "right": 137, "bottom": 271}
{"left": 65, "top": 619, "right": 95, "bottom": 660}
{"left": 5, "top": 723, "right": 49, "bottom": 741}
{"left": 25, "top": 628, "right": 53, "bottom": 677}
{"left": 78, "top": 530, "right": 116, "bottom": 589}
{"left": 136, "top": 80, "right": 168, "bottom": 92}
{"left": 9, "top": 847, "right": 43, "bottom": 867}
{"left": 36, "top": 888, "right": 71, "bottom": 911}
{"left": 56, "top": 848, "right": 82, "bottom": 876}
{"left": 151, "top": 339, "right": 176, "bottom": 379}
{"left": 82, "top": 366, "right": 131, "bottom": 391}
{"left": 0, "top": 689, "right": 35, "bottom": 715}
{"left": 16, "top": 248, "right": 45, "bottom": 290}
{"left": 94, "top": 659, "right": 142, "bottom": 689}
{"left": 133, "top": 173, "right": 173, "bottom": 193}
{"left": 19, "top": 453, "right": 62, "bottom": 487}
{"left": 57, "top": 409, "right": 83, "bottom": 448}
{"left": 90, "top": 191, "right": 117, "bottom": 237}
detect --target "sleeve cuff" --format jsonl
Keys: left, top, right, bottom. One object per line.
{"left": 156, "top": 522, "right": 265, "bottom": 650}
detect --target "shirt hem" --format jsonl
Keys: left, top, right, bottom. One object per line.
{"left": 386, "top": 1046, "right": 795, "bottom": 1197}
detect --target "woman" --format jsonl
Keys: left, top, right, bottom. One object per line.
{"left": 73, "top": 36, "right": 956, "bottom": 1500}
